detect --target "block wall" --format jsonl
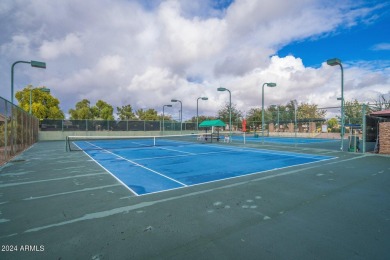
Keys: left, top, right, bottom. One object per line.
{"left": 379, "top": 122, "right": 390, "bottom": 154}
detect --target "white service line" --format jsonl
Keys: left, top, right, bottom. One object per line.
{"left": 85, "top": 142, "right": 187, "bottom": 187}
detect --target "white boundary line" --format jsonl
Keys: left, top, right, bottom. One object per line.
{"left": 135, "top": 156, "right": 337, "bottom": 196}
{"left": 74, "top": 142, "right": 140, "bottom": 196}
{"left": 74, "top": 139, "right": 337, "bottom": 196}
{"left": 85, "top": 142, "right": 187, "bottom": 187}
{"left": 132, "top": 149, "right": 237, "bottom": 161}
{"left": 185, "top": 142, "right": 336, "bottom": 160}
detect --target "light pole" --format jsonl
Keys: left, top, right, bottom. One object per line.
{"left": 29, "top": 87, "right": 50, "bottom": 114}
{"left": 293, "top": 99, "right": 298, "bottom": 138}
{"left": 217, "top": 87, "right": 231, "bottom": 141}
{"left": 171, "top": 99, "right": 182, "bottom": 133}
{"left": 162, "top": 104, "right": 172, "bottom": 135}
{"left": 261, "top": 82, "right": 277, "bottom": 143}
{"left": 197, "top": 97, "right": 208, "bottom": 132}
{"left": 11, "top": 60, "right": 46, "bottom": 104}
{"left": 327, "top": 58, "right": 344, "bottom": 151}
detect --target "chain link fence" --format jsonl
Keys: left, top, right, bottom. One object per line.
{"left": 40, "top": 119, "right": 197, "bottom": 132}
{"left": 38, "top": 103, "right": 388, "bottom": 153}
{"left": 1, "top": 96, "right": 39, "bottom": 165}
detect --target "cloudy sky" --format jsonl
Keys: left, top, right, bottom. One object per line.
{"left": 1, "top": 0, "right": 389, "bottom": 120}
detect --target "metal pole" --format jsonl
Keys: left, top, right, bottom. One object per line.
{"left": 196, "top": 97, "right": 208, "bottom": 133}
{"left": 294, "top": 102, "right": 297, "bottom": 139}
{"left": 4, "top": 100, "right": 8, "bottom": 161}
{"left": 11, "top": 61, "right": 31, "bottom": 104}
{"left": 362, "top": 103, "right": 366, "bottom": 153}
{"left": 162, "top": 105, "right": 172, "bottom": 135}
{"left": 180, "top": 101, "right": 182, "bottom": 133}
{"left": 327, "top": 58, "right": 344, "bottom": 151}
{"left": 163, "top": 106, "right": 165, "bottom": 135}
{"left": 197, "top": 98, "right": 199, "bottom": 132}
{"left": 277, "top": 106, "right": 280, "bottom": 133}
{"left": 29, "top": 88, "right": 32, "bottom": 114}
{"left": 262, "top": 83, "right": 266, "bottom": 144}
{"left": 228, "top": 89, "right": 232, "bottom": 142}
{"left": 340, "top": 63, "right": 344, "bottom": 151}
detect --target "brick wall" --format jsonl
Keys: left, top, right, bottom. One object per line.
{"left": 269, "top": 123, "right": 275, "bottom": 132}
{"left": 309, "top": 122, "right": 316, "bottom": 133}
{"left": 287, "top": 123, "right": 294, "bottom": 133}
{"left": 379, "top": 122, "right": 390, "bottom": 154}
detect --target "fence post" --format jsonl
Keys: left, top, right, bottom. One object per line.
{"left": 4, "top": 100, "right": 8, "bottom": 162}
{"left": 362, "top": 104, "right": 366, "bottom": 153}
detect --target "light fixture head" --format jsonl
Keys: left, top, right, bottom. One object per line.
{"left": 326, "top": 58, "right": 341, "bottom": 66}
{"left": 30, "top": 60, "right": 46, "bottom": 69}
{"left": 266, "top": 82, "right": 276, "bottom": 87}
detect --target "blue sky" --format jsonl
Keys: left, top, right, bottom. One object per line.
{"left": 0, "top": 0, "right": 389, "bottom": 119}
{"left": 278, "top": 1, "right": 390, "bottom": 68}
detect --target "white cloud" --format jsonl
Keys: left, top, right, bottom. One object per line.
{"left": 39, "top": 33, "right": 83, "bottom": 59}
{"left": 371, "top": 43, "right": 390, "bottom": 51}
{"left": 0, "top": 0, "right": 388, "bottom": 120}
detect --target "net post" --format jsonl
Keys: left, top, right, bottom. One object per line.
{"left": 65, "top": 136, "right": 69, "bottom": 152}
{"left": 153, "top": 136, "right": 156, "bottom": 146}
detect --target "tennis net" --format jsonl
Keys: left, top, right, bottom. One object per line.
{"left": 66, "top": 133, "right": 212, "bottom": 151}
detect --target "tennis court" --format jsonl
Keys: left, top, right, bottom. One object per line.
{"left": 1, "top": 140, "right": 389, "bottom": 260}
{"left": 71, "top": 135, "right": 335, "bottom": 195}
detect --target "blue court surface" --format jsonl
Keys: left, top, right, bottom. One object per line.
{"left": 234, "top": 135, "right": 340, "bottom": 144}
{"left": 75, "top": 141, "right": 335, "bottom": 195}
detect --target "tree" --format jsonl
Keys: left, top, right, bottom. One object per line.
{"left": 69, "top": 99, "right": 114, "bottom": 120}
{"left": 268, "top": 105, "right": 290, "bottom": 123}
{"left": 15, "top": 85, "right": 64, "bottom": 119}
{"left": 343, "top": 99, "right": 371, "bottom": 125}
{"left": 327, "top": 118, "right": 339, "bottom": 132}
{"left": 93, "top": 100, "right": 114, "bottom": 120}
{"left": 246, "top": 108, "right": 263, "bottom": 131}
{"left": 160, "top": 114, "right": 173, "bottom": 121}
{"left": 136, "top": 108, "right": 159, "bottom": 120}
{"left": 188, "top": 115, "right": 216, "bottom": 123}
{"left": 372, "top": 94, "right": 390, "bottom": 110}
{"left": 274, "top": 101, "right": 326, "bottom": 122}
{"left": 217, "top": 102, "right": 243, "bottom": 125}
{"left": 297, "top": 103, "right": 326, "bottom": 120}
{"left": 117, "top": 105, "right": 136, "bottom": 120}
{"left": 69, "top": 99, "right": 94, "bottom": 119}
{"left": 246, "top": 101, "right": 327, "bottom": 130}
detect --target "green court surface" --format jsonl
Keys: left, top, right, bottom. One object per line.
{"left": 0, "top": 141, "right": 389, "bottom": 259}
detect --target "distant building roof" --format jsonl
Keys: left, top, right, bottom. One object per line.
{"left": 370, "top": 109, "right": 390, "bottom": 118}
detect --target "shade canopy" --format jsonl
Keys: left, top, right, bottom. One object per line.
{"left": 199, "top": 119, "right": 226, "bottom": 127}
